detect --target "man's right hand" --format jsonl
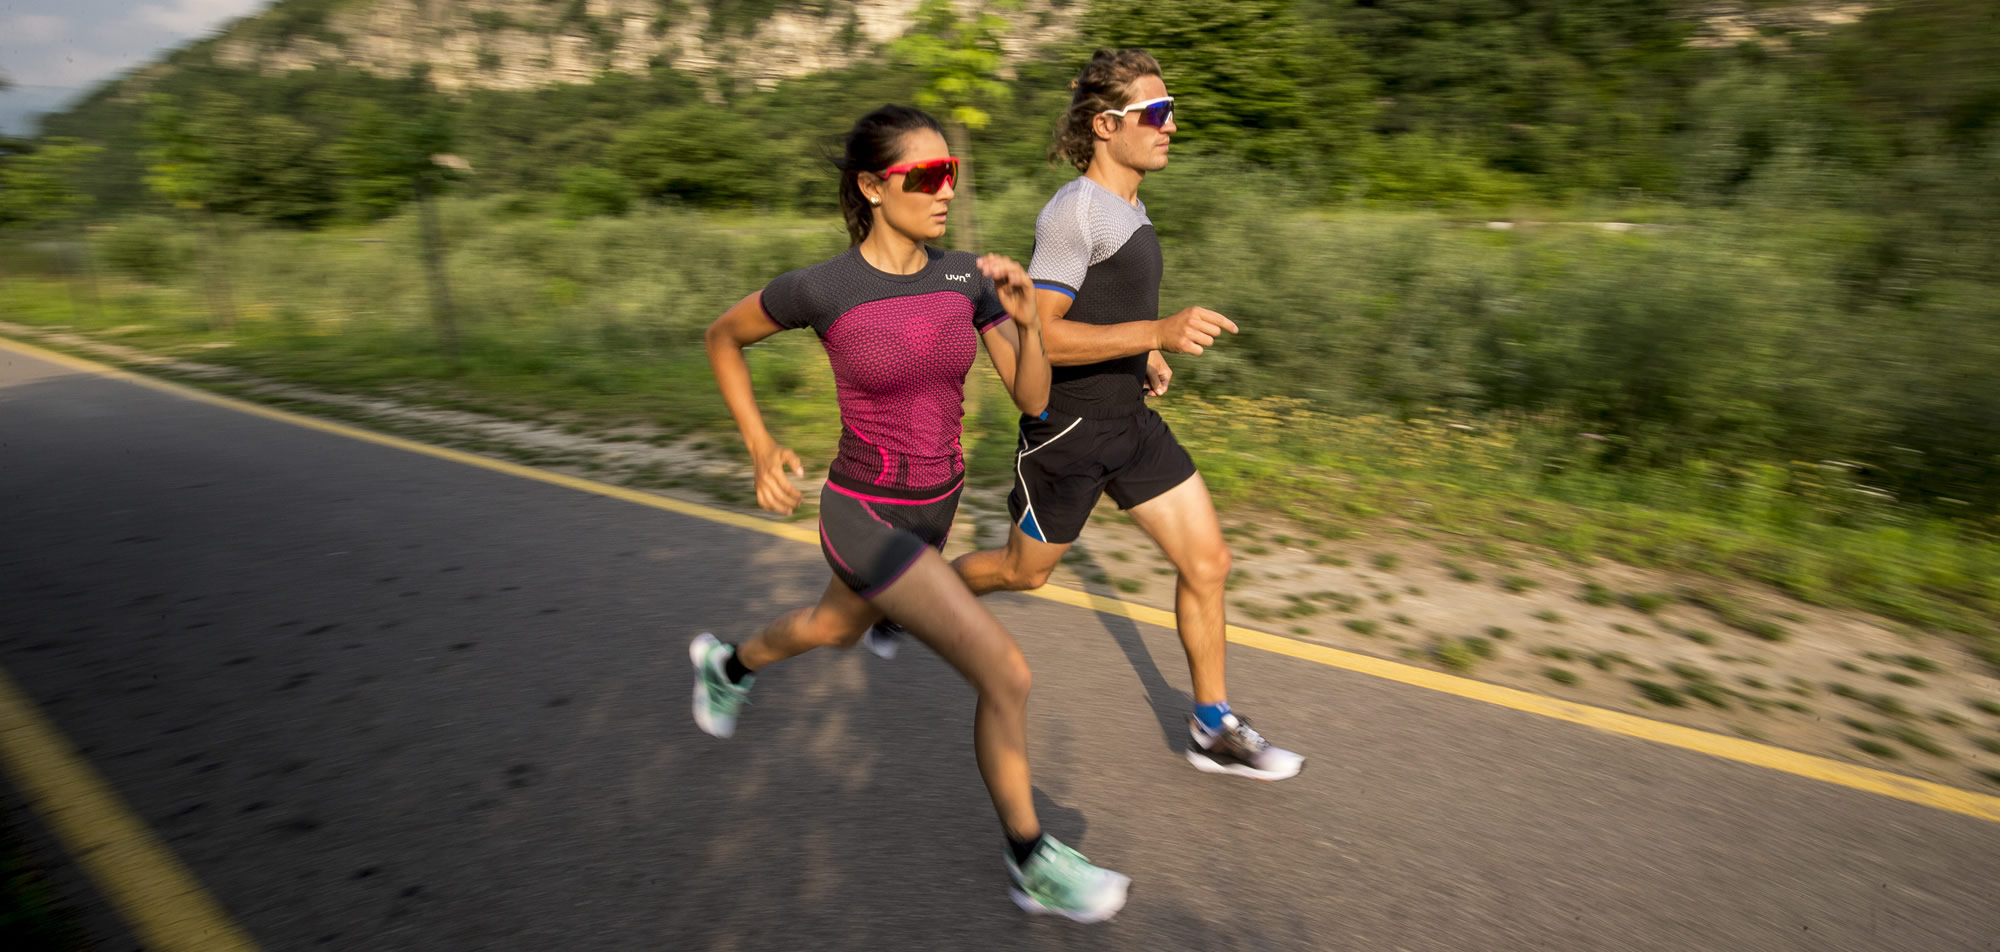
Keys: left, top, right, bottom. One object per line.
{"left": 752, "top": 442, "right": 805, "bottom": 515}
{"left": 1154, "top": 306, "right": 1239, "bottom": 356}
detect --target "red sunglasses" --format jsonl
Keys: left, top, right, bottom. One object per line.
{"left": 878, "top": 157, "right": 960, "bottom": 194}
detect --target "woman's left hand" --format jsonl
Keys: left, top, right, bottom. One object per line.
{"left": 977, "top": 254, "right": 1038, "bottom": 329}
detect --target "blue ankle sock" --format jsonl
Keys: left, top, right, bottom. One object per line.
{"left": 1194, "top": 701, "right": 1231, "bottom": 731}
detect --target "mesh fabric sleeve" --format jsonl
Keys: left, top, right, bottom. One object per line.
{"left": 758, "top": 267, "right": 817, "bottom": 330}
{"left": 973, "top": 272, "right": 1011, "bottom": 333}
{"left": 1027, "top": 191, "right": 1091, "bottom": 299}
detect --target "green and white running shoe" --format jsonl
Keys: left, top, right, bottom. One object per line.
{"left": 689, "top": 632, "right": 752, "bottom": 738}
{"left": 1006, "top": 835, "right": 1130, "bottom": 923}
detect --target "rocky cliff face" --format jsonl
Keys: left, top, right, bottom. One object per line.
{"left": 199, "top": 0, "right": 1079, "bottom": 93}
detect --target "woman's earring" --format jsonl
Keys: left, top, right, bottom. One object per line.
{"left": 869, "top": 197, "right": 881, "bottom": 206}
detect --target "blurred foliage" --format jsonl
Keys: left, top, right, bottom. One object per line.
{"left": 4, "top": 0, "right": 1999, "bottom": 542}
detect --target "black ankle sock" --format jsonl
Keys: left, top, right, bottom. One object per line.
{"left": 722, "top": 647, "right": 754, "bottom": 684}
{"left": 1007, "top": 832, "right": 1044, "bottom": 866}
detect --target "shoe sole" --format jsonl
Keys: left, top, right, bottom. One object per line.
{"left": 1009, "top": 878, "right": 1130, "bottom": 923}
{"left": 1184, "top": 747, "right": 1303, "bottom": 782}
{"left": 863, "top": 630, "right": 899, "bottom": 660}
{"left": 689, "top": 634, "right": 734, "bottom": 739}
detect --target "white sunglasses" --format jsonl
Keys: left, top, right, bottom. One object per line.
{"left": 1099, "top": 95, "right": 1175, "bottom": 128}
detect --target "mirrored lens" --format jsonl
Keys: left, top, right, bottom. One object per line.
{"left": 902, "top": 160, "right": 958, "bottom": 194}
{"left": 1139, "top": 100, "right": 1174, "bottom": 128}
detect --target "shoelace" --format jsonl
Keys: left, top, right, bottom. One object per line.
{"left": 1227, "top": 718, "right": 1270, "bottom": 752}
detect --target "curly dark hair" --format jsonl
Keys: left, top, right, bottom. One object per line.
{"left": 1048, "top": 49, "right": 1163, "bottom": 172}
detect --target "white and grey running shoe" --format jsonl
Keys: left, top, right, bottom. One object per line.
{"left": 1186, "top": 713, "right": 1304, "bottom": 781}
{"left": 862, "top": 619, "right": 906, "bottom": 660}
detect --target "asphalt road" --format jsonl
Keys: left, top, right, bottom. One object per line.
{"left": 3, "top": 344, "right": 1998, "bottom": 952}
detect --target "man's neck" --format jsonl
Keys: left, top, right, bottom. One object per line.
{"left": 1084, "top": 156, "right": 1145, "bottom": 206}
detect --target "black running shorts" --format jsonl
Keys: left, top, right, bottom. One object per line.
{"left": 1006, "top": 407, "right": 1197, "bottom": 547}
{"left": 818, "top": 475, "right": 964, "bottom": 597}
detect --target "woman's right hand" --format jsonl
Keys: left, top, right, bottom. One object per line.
{"left": 752, "top": 442, "right": 806, "bottom": 515}
{"left": 977, "top": 254, "right": 1039, "bottom": 330}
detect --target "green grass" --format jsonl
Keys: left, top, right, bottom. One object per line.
{"left": 1887, "top": 725, "right": 1950, "bottom": 758}
{"left": 1830, "top": 686, "right": 1914, "bottom": 720}
{"left": 1535, "top": 646, "right": 1578, "bottom": 662}
{"left": 1621, "top": 591, "right": 1669, "bottom": 614}
{"left": 1543, "top": 667, "right": 1580, "bottom": 686}
{"left": 1850, "top": 738, "right": 1899, "bottom": 759}
{"left": 1883, "top": 672, "right": 1923, "bottom": 688}
{"left": 1343, "top": 619, "right": 1380, "bottom": 636}
{"left": 1485, "top": 625, "right": 1512, "bottom": 640}
{"left": 1580, "top": 581, "right": 1615, "bottom": 606}
{"left": 1429, "top": 639, "right": 1480, "bottom": 671}
{"left": 1974, "top": 737, "right": 2000, "bottom": 755}
{"left": 1679, "top": 588, "right": 1790, "bottom": 643}
{"left": 1684, "top": 681, "right": 1732, "bottom": 709}
{"left": 1533, "top": 609, "right": 1563, "bottom": 624}
{"left": 1443, "top": 561, "right": 1480, "bottom": 582}
{"left": 1631, "top": 680, "right": 1687, "bottom": 707}
{"left": 1589, "top": 651, "right": 1634, "bottom": 671}
{"left": 1370, "top": 553, "right": 1400, "bottom": 571}
{"left": 1498, "top": 574, "right": 1538, "bottom": 594}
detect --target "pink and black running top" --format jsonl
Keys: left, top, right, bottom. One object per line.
{"left": 760, "top": 245, "right": 1010, "bottom": 496}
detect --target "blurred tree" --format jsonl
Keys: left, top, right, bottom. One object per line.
{"left": 609, "top": 103, "right": 772, "bottom": 207}
{"left": 558, "top": 165, "right": 634, "bottom": 218}
{"left": 889, "top": 0, "right": 1013, "bottom": 252}
{"left": 0, "top": 137, "right": 105, "bottom": 312}
{"left": 334, "top": 81, "right": 463, "bottom": 358}
{"left": 143, "top": 93, "right": 238, "bottom": 328}
{"left": 1085, "top": 0, "right": 1312, "bottom": 165}
{"left": 0, "top": 138, "right": 100, "bottom": 228}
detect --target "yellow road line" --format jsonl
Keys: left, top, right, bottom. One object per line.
{"left": 7, "top": 334, "right": 2000, "bottom": 831}
{"left": 0, "top": 665, "right": 262, "bottom": 951}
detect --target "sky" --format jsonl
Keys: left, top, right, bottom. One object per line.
{"left": 1, "top": 0, "right": 269, "bottom": 134}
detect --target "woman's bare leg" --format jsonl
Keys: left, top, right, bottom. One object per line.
{"left": 866, "top": 550, "right": 1038, "bottom": 840}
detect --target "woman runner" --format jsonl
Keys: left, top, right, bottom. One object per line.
{"left": 689, "top": 104, "right": 1130, "bottom": 922}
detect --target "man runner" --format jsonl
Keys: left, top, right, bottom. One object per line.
{"left": 870, "top": 49, "right": 1303, "bottom": 782}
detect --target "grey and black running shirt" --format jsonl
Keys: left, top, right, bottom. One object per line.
{"left": 1028, "top": 176, "right": 1164, "bottom": 417}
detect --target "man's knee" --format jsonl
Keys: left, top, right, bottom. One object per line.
{"left": 1001, "top": 556, "right": 1056, "bottom": 591}
{"left": 1180, "top": 544, "right": 1232, "bottom": 591}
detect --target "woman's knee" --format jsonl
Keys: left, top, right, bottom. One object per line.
{"left": 803, "top": 609, "right": 868, "bottom": 649}
{"left": 984, "top": 646, "right": 1033, "bottom": 704}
